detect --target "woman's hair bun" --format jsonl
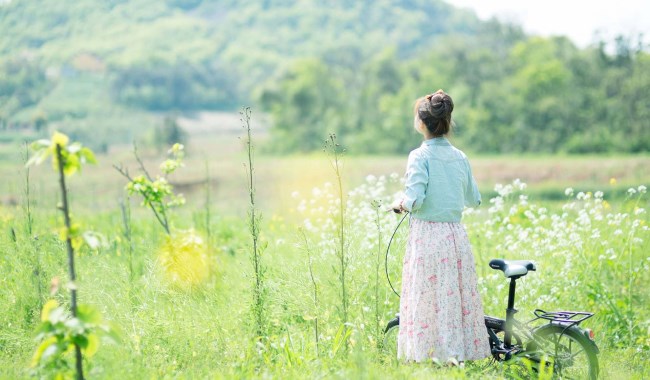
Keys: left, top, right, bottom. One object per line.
{"left": 417, "top": 89, "right": 454, "bottom": 137}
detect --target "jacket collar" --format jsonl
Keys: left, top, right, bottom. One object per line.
{"left": 422, "top": 137, "right": 450, "bottom": 147}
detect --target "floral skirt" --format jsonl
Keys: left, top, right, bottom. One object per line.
{"left": 397, "top": 218, "right": 491, "bottom": 362}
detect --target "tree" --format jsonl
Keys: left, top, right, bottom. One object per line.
{"left": 153, "top": 115, "right": 188, "bottom": 153}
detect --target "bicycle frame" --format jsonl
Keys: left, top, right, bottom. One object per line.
{"left": 485, "top": 314, "right": 534, "bottom": 359}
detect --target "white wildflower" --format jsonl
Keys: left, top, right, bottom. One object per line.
{"left": 513, "top": 179, "right": 527, "bottom": 191}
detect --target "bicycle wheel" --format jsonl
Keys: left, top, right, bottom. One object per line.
{"left": 379, "top": 324, "right": 399, "bottom": 365}
{"left": 531, "top": 324, "right": 599, "bottom": 380}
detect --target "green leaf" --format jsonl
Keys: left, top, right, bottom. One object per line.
{"left": 84, "top": 333, "right": 100, "bottom": 357}
{"left": 34, "top": 321, "right": 54, "bottom": 339}
{"left": 67, "top": 142, "right": 82, "bottom": 154}
{"left": 77, "top": 304, "right": 102, "bottom": 324}
{"left": 26, "top": 148, "right": 52, "bottom": 167}
{"left": 63, "top": 153, "right": 80, "bottom": 176}
{"left": 330, "top": 324, "right": 351, "bottom": 357}
{"left": 82, "top": 231, "right": 102, "bottom": 250}
{"left": 40, "top": 342, "right": 60, "bottom": 364}
{"left": 41, "top": 300, "right": 58, "bottom": 322}
{"left": 64, "top": 317, "right": 82, "bottom": 332}
{"left": 31, "top": 336, "right": 58, "bottom": 367}
{"left": 80, "top": 147, "right": 97, "bottom": 164}
{"left": 48, "top": 306, "right": 67, "bottom": 324}
{"left": 51, "top": 131, "right": 69, "bottom": 147}
{"left": 30, "top": 139, "right": 51, "bottom": 149}
{"left": 72, "top": 334, "right": 89, "bottom": 349}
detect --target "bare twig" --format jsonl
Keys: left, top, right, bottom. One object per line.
{"left": 133, "top": 142, "right": 153, "bottom": 182}
{"left": 113, "top": 164, "right": 132, "bottom": 181}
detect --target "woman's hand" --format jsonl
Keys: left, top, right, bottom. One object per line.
{"left": 389, "top": 199, "right": 404, "bottom": 214}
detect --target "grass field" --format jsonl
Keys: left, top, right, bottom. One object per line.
{"left": 1, "top": 131, "right": 647, "bottom": 213}
{"left": 0, "top": 130, "right": 649, "bottom": 379}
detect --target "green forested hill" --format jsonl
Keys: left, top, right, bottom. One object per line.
{"left": 1, "top": 0, "right": 648, "bottom": 153}
{"left": 1, "top": 0, "right": 477, "bottom": 65}
{"left": 0, "top": 0, "right": 477, "bottom": 111}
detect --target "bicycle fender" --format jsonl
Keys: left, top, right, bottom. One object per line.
{"left": 534, "top": 323, "right": 600, "bottom": 354}
{"left": 384, "top": 315, "right": 400, "bottom": 334}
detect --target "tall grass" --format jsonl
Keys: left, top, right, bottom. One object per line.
{"left": 21, "top": 142, "right": 42, "bottom": 305}
{"left": 325, "top": 134, "right": 350, "bottom": 348}
{"left": 298, "top": 227, "right": 320, "bottom": 356}
{"left": 371, "top": 200, "right": 383, "bottom": 349}
{"left": 119, "top": 196, "right": 134, "bottom": 283}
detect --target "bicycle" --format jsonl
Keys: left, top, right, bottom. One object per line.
{"left": 382, "top": 258, "right": 600, "bottom": 379}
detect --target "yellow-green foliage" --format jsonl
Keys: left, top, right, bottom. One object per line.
{"left": 157, "top": 229, "right": 212, "bottom": 288}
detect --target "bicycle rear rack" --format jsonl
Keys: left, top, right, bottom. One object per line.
{"left": 530, "top": 309, "right": 594, "bottom": 327}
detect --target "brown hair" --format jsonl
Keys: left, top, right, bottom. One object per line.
{"left": 414, "top": 89, "right": 454, "bottom": 137}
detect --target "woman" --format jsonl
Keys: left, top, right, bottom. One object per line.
{"left": 391, "top": 90, "right": 490, "bottom": 365}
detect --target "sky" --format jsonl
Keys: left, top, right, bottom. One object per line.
{"left": 446, "top": 0, "right": 650, "bottom": 47}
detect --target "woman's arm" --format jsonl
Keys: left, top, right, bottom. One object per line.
{"left": 464, "top": 159, "right": 481, "bottom": 207}
{"left": 400, "top": 150, "right": 428, "bottom": 212}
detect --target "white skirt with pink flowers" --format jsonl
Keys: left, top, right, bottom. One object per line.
{"left": 397, "top": 218, "right": 491, "bottom": 362}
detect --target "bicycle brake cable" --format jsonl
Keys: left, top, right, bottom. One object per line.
{"left": 385, "top": 211, "right": 409, "bottom": 298}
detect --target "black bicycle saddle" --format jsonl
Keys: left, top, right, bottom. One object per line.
{"left": 489, "top": 259, "right": 536, "bottom": 278}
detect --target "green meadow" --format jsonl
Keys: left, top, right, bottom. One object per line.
{"left": 0, "top": 131, "right": 648, "bottom": 379}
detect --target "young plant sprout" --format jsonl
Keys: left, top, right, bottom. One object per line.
{"left": 27, "top": 131, "right": 116, "bottom": 380}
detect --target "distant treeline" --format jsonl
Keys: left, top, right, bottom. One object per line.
{"left": 260, "top": 32, "right": 650, "bottom": 154}
{"left": 0, "top": 0, "right": 648, "bottom": 153}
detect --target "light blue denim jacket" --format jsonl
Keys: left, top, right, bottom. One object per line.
{"left": 400, "top": 137, "right": 481, "bottom": 222}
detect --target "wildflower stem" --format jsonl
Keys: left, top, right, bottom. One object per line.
{"left": 326, "top": 133, "right": 348, "bottom": 348}
{"left": 204, "top": 160, "right": 212, "bottom": 246}
{"left": 23, "top": 142, "right": 34, "bottom": 237}
{"left": 23, "top": 142, "right": 42, "bottom": 303}
{"left": 242, "top": 106, "right": 265, "bottom": 338}
{"left": 373, "top": 201, "right": 382, "bottom": 349}
{"left": 120, "top": 197, "right": 134, "bottom": 282}
{"left": 626, "top": 194, "right": 642, "bottom": 343}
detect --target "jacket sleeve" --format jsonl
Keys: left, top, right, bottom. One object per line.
{"left": 464, "top": 159, "right": 481, "bottom": 207}
{"left": 402, "top": 151, "right": 428, "bottom": 212}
